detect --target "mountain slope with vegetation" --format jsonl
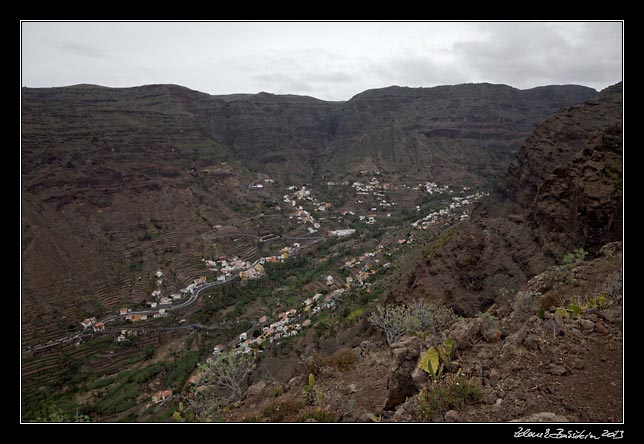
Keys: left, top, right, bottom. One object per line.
{"left": 21, "top": 81, "right": 613, "bottom": 422}
{"left": 21, "top": 82, "right": 596, "bottom": 344}
{"left": 199, "top": 82, "right": 622, "bottom": 423}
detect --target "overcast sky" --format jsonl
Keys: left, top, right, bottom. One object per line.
{"left": 21, "top": 21, "right": 622, "bottom": 101}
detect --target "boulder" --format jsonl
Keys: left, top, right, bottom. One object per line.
{"left": 543, "top": 312, "right": 566, "bottom": 337}
{"left": 547, "top": 363, "right": 568, "bottom": 376}
{"left": 383, "top": 336, "right": 423, "bottom": 410}
{"left": 488, "top": 368, "right": 500, "bottom": 386}
{"left": 482, "top": 326, "right": 502, "bottom": 342}
{"left": 579, "top": 319, "right": 595, "bottom": 332}
{"left": 392, "top": 397, "right": 418, "bottom": 422}
{"left": 411, "top": 366, "right": 429, "bottom": 389}
{"left": 444, "top": 410, "right": 460, "bottom": 422}
{"left": 595, "top": 321, "right": 609, "bottom": 334}
{"left": 391, "top": 335, "right": 423, "bottom": 353}
{"left": 499, "top": 341, "right": 518, "bottom": 363}
{"left": 450, "top": 317, "right": 482, "bottom": 350}
{"left": 245, "top": 380, "right": 267, "bottom": 398}
{"left": 524, "top": 334, "right": 540, "bottom": 350}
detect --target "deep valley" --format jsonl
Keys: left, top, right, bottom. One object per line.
{"left": 20, "top": 81, "right": 621, "bottom": 423}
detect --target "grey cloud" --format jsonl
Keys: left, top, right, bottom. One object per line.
{"left": 58, "top": 42, "right": 108, "bottom": 59}
{"left": 253, "top": 72, "right": 314, "bottom": 93}
{"left": 24, "top": 22, "right": 622, "bottom": 101}
{"left": 306, "top": 71, "right": 352, "bottom": 83}
{"left": 452, "top": 23, "right": 622, "bottom": 89}
{"left": 363, "top": 56, "right": 467, "bottom": 89}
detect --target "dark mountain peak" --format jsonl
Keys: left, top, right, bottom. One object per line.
{"left": 65, "top": 83, "right": 111, "bottom": 89}
{"left": 348, "top": 82, "right": 595, "bottom": 103}
{"left": 211, "top": 90, "right": 332, "bottom": 104}
{"left": 523, "top": 84, "right": 597, "bottom": 94}
{"left": 348, "top": 85, "right": 420, "bottom": 100}
{"left": 496, "top": 81, "right": 620, "bottom": 211}
{"left": 599, "top": 81, "right": 623, "bottom": 100}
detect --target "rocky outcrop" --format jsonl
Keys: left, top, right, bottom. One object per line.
{"left": 444, "top": 243, "right": 622, "bottom": 422}
{"left": 383, "top": 336, "right": 423, "bottom": 410}
{"left": 503, "top": 82, "right": 623, "bottom": 258}
{"left": 404, "top": 82, "right": 622, "bottom": 316}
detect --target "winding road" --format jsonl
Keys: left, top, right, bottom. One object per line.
{"left": 27, "top": 230, "right": 326, "bottom": 353}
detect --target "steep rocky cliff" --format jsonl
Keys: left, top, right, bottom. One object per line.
{"left": 403, "top": 82, "right": 622, "bottom": 316}
{"left": 324, "top": 83, "right": 598, "bottom": 184}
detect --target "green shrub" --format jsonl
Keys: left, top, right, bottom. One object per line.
{"left": 480, "top": 312, "right": 497, "bottom": 322}
{"left": 33, "top": 407, "right": 91, "bottom": 423}
{"left": 131, "top": 362, "right": 165, "bottom": 384}
{"left": 589, "top": 293, "right": 608, "bottom": 309}
{"left": 308, "top": 373, "right": 315, "bottom": 390}
{"left": 562, "top": 248, "right": 587, "bottom": 265}
{"left": 261, "top": 399, "right": 305, "bottom": 422}
{"left": 418, "top": 338, "right": 456, "bottom": 380}
{"left": 87, "top": 376, "right": 115, "bottom": 390}
{"left": 241, "top": 415, "right": 263, "bottom": 423}
{"left": 416, "top": 373, "right": 481, "bottom": 420}
{"left": 368, "top": 302, "right": 457, "bottom": 345}
{"left": 325, "top": 349, "right": 357, "bottom": 372}
{"left": 267, "top": 386, "right": 284, "bottom": 398}
{"left": 424, "top": 227, "right": 456, "bottom": 257}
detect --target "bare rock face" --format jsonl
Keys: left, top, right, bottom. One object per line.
{"left": 402, "top": 83, "right": 621, "bottom": 318}
{"left": 328, "top": 83, "right": 597, "bottom": 182}
{"left": 383, "top": 336, "right": 423, "bottom": 411}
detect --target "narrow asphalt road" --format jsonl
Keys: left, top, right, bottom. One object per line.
{"left": 27, "top": 232, "right": 325, "bottom": 352}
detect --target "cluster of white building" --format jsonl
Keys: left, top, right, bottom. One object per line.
{"left": 350, "top": 178, "right": 398, "bottom": 224}
{"left": 413, "top": 181, "right": 451, "bottom": 195}
{"left": 200, "top": 213, "right": 418, "bottom": 371}
{"left": 204, "top": 244, "right": 299, "bottom": 283}
{"left": 250, "top": 177, "right": 275, "bottom": 189}
{"left": 359, "top": 215, "right": 377, "bottom": 225}
{"left": 215, "top": 271, "right": 374, "bottom": 358}
{"left": 328, "top": 229, "right": 356, "bottom": 238}
{"left": 283, "top": 186, "right": 331, "bottom": 234}
{"left": 412, "top": 191, "right": 488, "bottom": 230}
{"left": 221, "top": 289, "right": 344, "bottom": 357}
{"left": 146, "top": 269, "right": 185, "bottom": 307}
{"left": 342, "top": 248, "right": 383, "bottom": 289}
{"left": 217, "top": 256, "right": 256, "bottom": 276}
